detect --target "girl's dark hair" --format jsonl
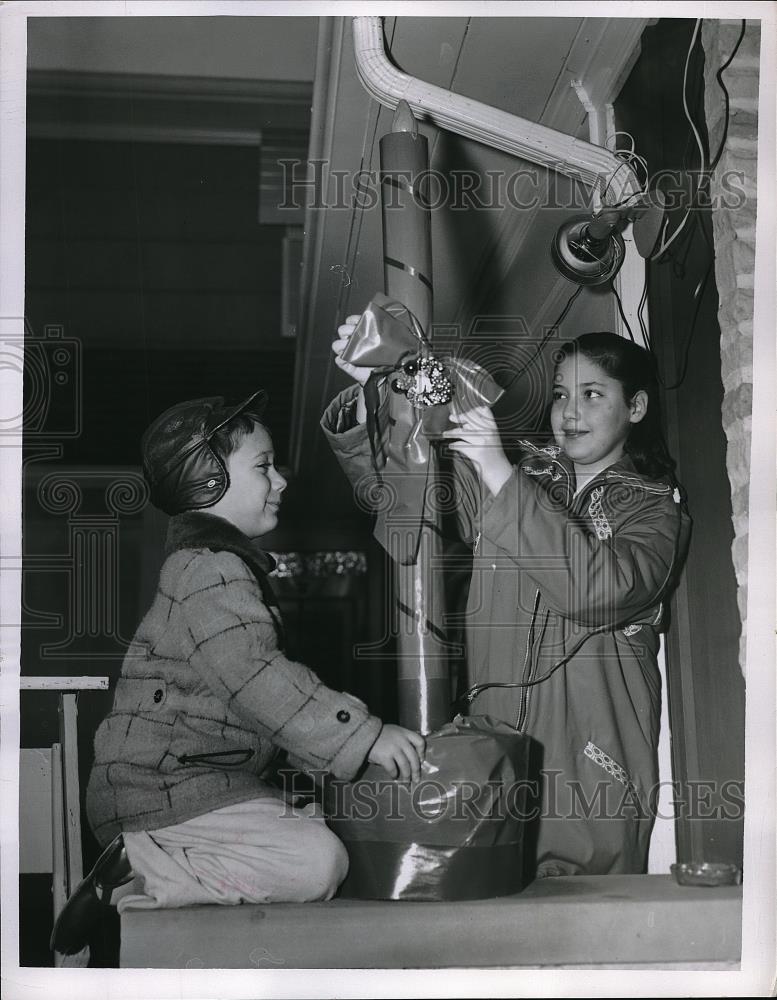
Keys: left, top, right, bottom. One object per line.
{"left": 209, "top": 410, "right": 267, "bottom": 465}
{"left": 556, "top": 332, "right": 678, "bottom": 485}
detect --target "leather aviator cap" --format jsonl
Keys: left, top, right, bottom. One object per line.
{"left": 141, "top": 390, "right": 268, "bottom": 515}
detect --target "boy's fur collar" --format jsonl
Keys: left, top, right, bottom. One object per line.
{"left": 165, "top": 511, "right": 277, "bottom": 578}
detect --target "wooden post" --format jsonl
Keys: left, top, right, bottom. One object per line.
{"left": 59, "top": 692, "right": 84, "bottom": 888}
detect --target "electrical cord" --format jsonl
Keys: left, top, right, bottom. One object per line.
{"left": 457, "top": 472, "right": 687, "bottom": 712}
{"left": 610, "top": 280, "right": 636, "bottom": 342}
{"left": 458, "top": 627, "right": 604, "bottom": 706}
{"left": 649, "top": 21, "right": 705, "bottom": 262}
{"left": 598, "top": 130, "right": 651, "bottom": 209}
{"left": 670, "top": 208, "right": 697, "bottom": 280}
{"left": 606, "top": 131, "right": 637, "bottom": 155}
{"left": 683, "top": 19, "right": 707, "bottom": 174}
{"left": 709, "top": 19, "right": 748, "bottom": 172}
{"left": 501, "top": 285, "right": 583, "bottom": 393}
{"left": 659, "top": 259, "right": 713, "bottom": 391}
{"left": 679, "top": 19, "right": 745, "bottom": 220}
{"left": 654, "top": 19, "right": 746, "bottom": 265}
{"left": 654, "top": 20, "right": 745, "bottom": 387}
{"left": 650, "top": 210, "right": 691, "bottom": 262}
{"left": 601, "top": 147, "right": 650, "bottom": 208}
{"left": 637, "top": 267, "right": 650, "bottom": 348}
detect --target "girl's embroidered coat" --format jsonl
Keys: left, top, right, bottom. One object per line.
{"left": 321, "top": 385, "right": 691, "bottom": 877}
{"left": 86, "top": 511, "right": 382, "bottom": 847}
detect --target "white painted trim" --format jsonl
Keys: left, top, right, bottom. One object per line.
{"left": 20, "top": 676, "right": 109, "bottom": 690}
{"left": 571, "top": 79, "right": 602, "bottom": 147}
{"left": 613, "top": 223, "right": 646, "bottom": 342}
{"left": 574, "top": 20, "right": 647, "bottom": 149}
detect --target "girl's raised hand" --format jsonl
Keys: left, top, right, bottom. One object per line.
{"left": 332, "top": 314, "right": 374, "bottom": 386}
{"left": 442, "top": 404, "right": 513, "bottom": 497}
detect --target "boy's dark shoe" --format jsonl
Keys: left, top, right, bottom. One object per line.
{"left": 50, "top": 834, "right": 133, "bottom": 956}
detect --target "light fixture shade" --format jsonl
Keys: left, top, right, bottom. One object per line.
{"left": 550, "top": 215, "right": 626, "bottom": 286}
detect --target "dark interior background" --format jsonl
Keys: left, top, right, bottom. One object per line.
{"left": 24, "top": 139, "right": 295, "bottom": 464}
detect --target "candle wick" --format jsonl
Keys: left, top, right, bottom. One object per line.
{"left": 392, "top": 99, "right": 418, "bottom": 135}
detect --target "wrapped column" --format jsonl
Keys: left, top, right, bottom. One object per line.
{"left": 327, "top": 103, "right": 530, "bottom": 903}
{"left": 380, "top": 100, "right": 449, "bottom": 734}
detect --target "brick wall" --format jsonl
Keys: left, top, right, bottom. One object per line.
{"left": 701, "top": 19, "right": 760, "bottom": 676}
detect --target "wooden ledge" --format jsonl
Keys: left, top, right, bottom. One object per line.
{"left": 120, "top": 874, "right": 742, "bottom": 969}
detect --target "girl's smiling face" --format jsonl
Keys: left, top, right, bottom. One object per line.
{"left": 551, "top": 353, "right": 647, "bottom": 476}
{"left": 208, "top": 423, "right": 287, "bottom": 538}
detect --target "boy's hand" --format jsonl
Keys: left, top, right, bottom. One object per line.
{"left": 367, "top": 724, "right": 426, "bottom": 785}
{"left": 332, "top": 314, "right": 374, "bottom": 386}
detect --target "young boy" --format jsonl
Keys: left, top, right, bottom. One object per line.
{"left": 51, "top": 391, "right": 424, "bottom": 955}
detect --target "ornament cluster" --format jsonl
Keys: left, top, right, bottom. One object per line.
{"left": 391, "top": 354, "right": 455, "bottom": 408}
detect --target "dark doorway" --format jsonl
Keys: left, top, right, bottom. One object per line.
{"left": 615, "top": 18, "right": 745, "bottom": 867}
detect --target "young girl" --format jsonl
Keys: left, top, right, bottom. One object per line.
{"left": 324, "top": 325, "right": 690, "bottom": 879}
{"left": 52, "top": 391, "right": 424, "bottom": 956}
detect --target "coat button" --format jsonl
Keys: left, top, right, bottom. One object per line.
{"left": 153, "top": 688, "right": 164, "bottom": 704}
{"left": 336, "top": 709, "right": 351, "bottom": 723}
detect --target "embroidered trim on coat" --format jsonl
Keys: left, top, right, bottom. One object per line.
{"left": 584, "top": 741, "right": 634, "bottom": 791}
{"left": 587, "top": 486, "right": 612, "bottom": 539}
{"left": 621, "top": 624, "right": 643, "bottom": 637}
{"left": 518, "top": 440, "right": 561, "bottom": 459}
{"left": 522, "top": 465, "right": 562, "bottom": 482}
{"left": 605, "top": 470, "right": 671, "bottom": 495}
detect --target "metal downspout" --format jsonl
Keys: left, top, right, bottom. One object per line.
{"left": 352, "top": 15, "right": 639, "bottom": 198}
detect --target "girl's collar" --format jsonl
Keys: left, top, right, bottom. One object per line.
{"left": 529, "top": 439, "right": 644, "bottom": 477}
{"left": 518, "top": 440, "right": 671, "bottom": 500}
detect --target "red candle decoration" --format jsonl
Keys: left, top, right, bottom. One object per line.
{"left": 379, "top": 100, "right": 448, "bottom": 733}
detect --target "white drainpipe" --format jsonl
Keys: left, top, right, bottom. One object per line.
{"left": 352, "top": 16, "right": 638, "bottom": 199}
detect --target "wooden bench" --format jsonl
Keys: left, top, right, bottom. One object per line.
{"left": 120, "top": 874, "right": 742, "bottom": 969}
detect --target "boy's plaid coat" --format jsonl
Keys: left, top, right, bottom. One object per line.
{"left": 86, "top": 511, "right": 382, "bottom": 846}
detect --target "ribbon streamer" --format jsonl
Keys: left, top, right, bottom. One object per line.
{"left": 342, "top": 293, "right": 504, "bottom": 565}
